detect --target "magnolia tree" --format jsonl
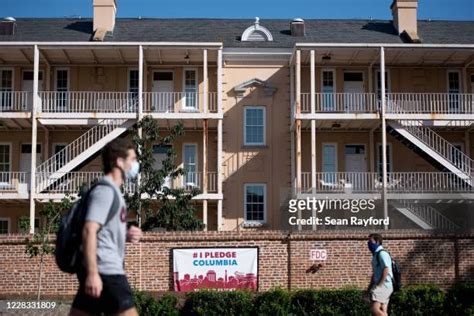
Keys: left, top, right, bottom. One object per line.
{"left": 126, "top": 116, "right": 204, "bottom": 231}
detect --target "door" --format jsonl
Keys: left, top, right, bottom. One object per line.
{"left": 322, "top": 70, "right": 335, "bottom": 111}
{"left": 183, "top": 144, "right": 197, "bottom": 186}
{"left": 22, "top": 71, "right": 44, "bottom": 110}
{"left": 54, "top": 144, "right": 67, "bottom": 171}
{"left": 322, "top": 144, "right": 337, "bottom": 183}
{"left": 152, "top": 145, "right": 172, "bottom": 188}
{"left": 55, "top": 69, "right": 69, "bottom": 111}
{"left": 20, "top": 144, "right": 42, "bottom": 189}
{"left": 0, "top": 69, "right": 13, "bottom": 110}
{"left": 343, "top": 72, "right": 364, "bottom": 111}
{"left": 152, "top": 71, "right": 174, "bottom": 112}
{"left": 0, "top": 144, "right": 11, "bottom": 188}
{"left": 447, "top": 71, "right": 460, "bottom": 111}
{"left": 183, "top": 69, "right": 198, "bottom": 110}
{"left": 345, "top": 145, "right": 367, "bottom": 172}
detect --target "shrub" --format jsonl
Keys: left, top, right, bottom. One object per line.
{"left": 133, "top": 290, "right": 179, "bottom": 316}
{"left": 253, "top": 288, "right": 291, "bottom": 316}
{"left": 181, "top": 289, "right": 253, "bottom": 316}
{"left": 445, "top": 283, "right": 474, "bottom": 316}
{"left": 389, "top": 284, "right": 446, "bottom": 316}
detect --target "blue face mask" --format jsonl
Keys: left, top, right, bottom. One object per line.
{"left": 126, "top": 161, "right": 140, "bottom": 180}
{"left": 368, "top": 240, "right": 379, "bottom": 253}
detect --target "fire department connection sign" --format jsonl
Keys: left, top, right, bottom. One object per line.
{"left": 172, "top": 247, "right": 259, "bottom": 292}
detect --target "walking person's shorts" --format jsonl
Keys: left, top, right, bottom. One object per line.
{"left": 370, "top": 284, "right": 393, "bottom": 305}
{"left": 72, "top": 270, "right": 135, "bottom": 314}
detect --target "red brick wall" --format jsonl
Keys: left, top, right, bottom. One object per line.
{"left": 0, "top": 230, "right": 472, "bottom": 298}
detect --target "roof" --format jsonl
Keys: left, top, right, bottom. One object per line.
{"left": 0, "top": 18, "right": 473, "bottom": 47}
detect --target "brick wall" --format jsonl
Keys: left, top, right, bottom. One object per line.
{"left": 0, "top": 230, "right": 472, "bottom": 298}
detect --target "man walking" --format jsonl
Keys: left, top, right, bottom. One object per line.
{"left": 367, "top": 233, "right": 393, "bottom": 316}
{"left": 70, "top": 138, "right": 143, "bottom": 316}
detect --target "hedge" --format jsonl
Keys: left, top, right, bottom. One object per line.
{"left": 133, "top": 283, "right": 473, "bottom": 316}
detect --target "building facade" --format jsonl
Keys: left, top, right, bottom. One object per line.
{"left": 0, "top": 0, "right": 473, "bottom": 233}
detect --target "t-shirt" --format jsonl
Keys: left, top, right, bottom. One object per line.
{"left": 83, "top": 176, "right": 127, "bottom": 275}
{"left": 371, "top": 245, "right": 393, "bottom": 288}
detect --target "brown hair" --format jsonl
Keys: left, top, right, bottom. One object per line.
{"left": 368, "top": 233, "right": 383, "bottom": 245}
{"left": 101, "top": 138, "right": 135, "bottom": 174}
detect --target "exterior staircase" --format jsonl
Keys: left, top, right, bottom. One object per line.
{"left": 36, "top": 119, "right": 135, "bottom": 192}
{"left": 388, "top": 120, "right": 473, "bottom": 185}
{"left": 393, "top": 200, "right": 459, "bottom": 230}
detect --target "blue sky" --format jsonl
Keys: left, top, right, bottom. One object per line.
{"left": 1, "top": 0, "right": 473, "bottom": 20}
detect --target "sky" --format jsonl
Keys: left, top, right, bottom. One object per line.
{"left": 1, "top": 0, "right": 473, "bottom": 20}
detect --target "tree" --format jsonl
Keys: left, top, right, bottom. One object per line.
{"left": 127, "top": 115, "right": 204, "bottom": 231}
{"left": 19, "top": 196, "right": 74, "bottom": 300}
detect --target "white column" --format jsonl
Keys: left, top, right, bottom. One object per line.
{"left": 202, "top": 200, "right": 208, "bottom": 231}
{"left": 29, "top": 45, "right": 39, "bottom": 234}
{"left": 380, "top": 46, "right": 388, "bottom": 230}
{"left": 217, "top": 48, "right": 223, "bottom": 115}
{"left": 310, "top": 50, "right": 317, "bottom": 230}
{"left": 217, "top": 119, "right": 223, "bottom": 230}
{"left": 203, "top": 49, "right": 208, "bottom": 113}
{"left": 295, "top": 50, "right": 302, "bottom": 231}
{"left": 290, "top": 63, "right": 295, "bottom": 196}
{"left": 137, "top": 45, "right": 144, "bottom": 227}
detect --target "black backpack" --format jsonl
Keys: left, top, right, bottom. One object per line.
{"left": 377, "top": 249, "right": 403, "bottom": 292}
{"left": 55, "top": 179, "right": 120, "bottom": 274}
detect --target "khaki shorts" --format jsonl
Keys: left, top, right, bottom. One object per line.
{"left": 371, "top": 284, "right": 393, "bottom": 305}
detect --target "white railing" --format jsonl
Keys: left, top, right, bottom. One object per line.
{"left": 0, "top": 172, "right": 27, "bottom": 192}
{"left": 400, "top": 120, "right": 473, "bottom": 176}
{"left": 177, "top": 171, "right": 218, "bottom": 193}
{"left": 300, "top": 172, "right": 473, "bottom": 193}
{"left": 300, "top": 93, "right": 377, "bottom": 113}
{"left": 40, "top": 91, "right": 138, "bottom": 113}
{"left": 387, "top": 93, "right": 473, "bottom": 114}
{"left": 0, "top": 91, "right": 30, "bottom": 112}
{"left": 398, "top": 200, "right": 459, "bottom": 231}
{"left": 143, "top": 92, "right": 217, "bottom": 113}
{"left": 36, "top": 119, "right": 127, "bottom": 176}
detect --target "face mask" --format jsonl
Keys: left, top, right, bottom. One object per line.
{"left": 367, "top": 240, "right": 379, "bottom": 253}
{"left": 125, "top": 161, "right": 140, "bottom": 180}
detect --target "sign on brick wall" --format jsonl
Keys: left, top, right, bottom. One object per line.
{"left": 172, "top": 247, "right": 259, "bottom": 292}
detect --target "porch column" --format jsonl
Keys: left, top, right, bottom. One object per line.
{"left": 202, "top": 119, "right": 208, "bottom": 229}
{"left": 295, "top": 49, "right": 302, "bottom": 230}
{"left": 369, "top": 128, "right": 375, "bottom": 173}
{"left": 203, "top": 49, "right": 208, "bottom": 113}
{"left": 310, "top": 50, "right": 317, "bottom": 230}
{"left": 217, "top": 120, "right": 223, "bottom": 230}
{"left": 29, "top": 45, "right": 39, "bottom": 234}
{"left": 290, "top": 60, "right": 296, "bottom": 196}
{"left": 137, "top": 45, "right": 144, "bottom": 227}
{"left": 380, "top": 46, "right": 388, "bottom": 230}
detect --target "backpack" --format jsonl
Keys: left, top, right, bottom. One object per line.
{"left": 55, "top": 179, "right": 120, "bottom": 274}
{"left": 377, "top": 249, "right": 403, "bottom": 292}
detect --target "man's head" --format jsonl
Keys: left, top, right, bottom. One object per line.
{"left": 368, "top": 233, "right": 383, "bottom": 253}
{"left": 102, "top": 138, "right": 138, "bottom": 181}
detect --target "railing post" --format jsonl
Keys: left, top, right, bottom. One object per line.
{"left": 380, "top": 46, "right": 389, "bottom": 230}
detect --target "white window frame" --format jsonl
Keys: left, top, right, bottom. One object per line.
{"left": 243, "top": 106, "right": 266, "bottom": 146}
{"left": 0, "top": 142, "right": 12, "bottom": 173}
{"left": 321, "top": 69, "right": 336, "bottom": 92}
{"left": 127, "top": 68, "right": 139, "bottom": 94}
{"left": 243, "top": 183, "right": 267, "bottom": 224}
{"left": 0, "top": 67, "right": 15, "bottom": 90}
{"left": 0, "top": 217, "right": 11, "bottom": 234}
{"left": 182, "top": 68, "right": 198, "bottom": 110}
{"left": 376, "top": 142, "right": 393, "bottom": 175}
{"left": 182, "top": 143, "right": 198, "bottom": 186}
{"left": 447, "top": 69, "right": 462, "bottom": 93}
{"left": 54, "top": 68, "right": 70, "bottom": 91}
{"left": 344, "top": 143, "right": 367, "bottom": 171}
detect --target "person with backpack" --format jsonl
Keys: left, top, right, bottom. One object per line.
{"left": 367, "top": 233, "right": 393, "bottom": 316}
{"left": 68, "top": 138, "right": 143, "bottom": 316}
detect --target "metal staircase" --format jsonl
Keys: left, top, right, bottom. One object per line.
{"left": 36, "top": 119, "right": 135, "bottom": 192}
{"left": 388, "top": 120, "right": 473, "bottom": 185}
{"left": 393, "top": 200, "right": 459, "bottom": 230}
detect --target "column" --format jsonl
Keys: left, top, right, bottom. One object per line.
{"left": 29, "top": 45, "right": 39, "bottom": 234}
{"left": 380, "top": 46, "right": 388, "bottom": 230}
{"left": 217, "top": 48, "right": 223, "bottom": 230}
{"left": 137, "top": 45, "right": 144, "bottom": 226}
{"left": 310, "top": 49, "right": 317, "bottom": 230}
{"left": 202, "top": 119, "right": 208, "bottom": 229}
{"left": 203, "top": 49, "right": 208, "bottom": 113}
{"left": 295, "top": 49, "right": 302, "bottom": 230}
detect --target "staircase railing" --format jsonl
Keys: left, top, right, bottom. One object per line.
{"left": 397, "top": 200, "right": 459, "bottom": 231}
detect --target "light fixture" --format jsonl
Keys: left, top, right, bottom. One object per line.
{"left": 322, "top": 54, "right": 331, "bottom": 61}
{"left": 331, "top": 122, "right": 341, "bottom": 128}
{"left": 184, "top": 53, "right": 190, "bottom": 64}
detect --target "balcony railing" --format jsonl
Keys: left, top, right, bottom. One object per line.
{"left": 36, "top": 171, "right": 218, "bottom": 194}
{"left": 40, "top": 92, "right": 138, "bottom": 113}
{"left": 300, "top": 172, "right": 473, "bottom": 194}
{"left": 300, "top": 93, "right": 378, "bottom": 113}
{"left": 386, "top": 93, "right": 474, "bottom": 114}
{"left": 0, "top": 91, "right": 30, "bottom": 112}
{"left": 143, "top": 92, "right": 217, "bottom": 113}
{"left": 0, "top": 172, "right": 28, "bottom": 192}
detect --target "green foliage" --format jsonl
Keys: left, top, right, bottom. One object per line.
{"left": 127, "top": 115, "right": 204, "bottom": 231}
{"left": 253, "top": 288, "right": 291, "bottom": 316}
{"left": 389, "top": 284, "right": 446, "bottom": 316}
{"left": 445, "top": 283, "right": 474, "bottom": 316}
{"left": 181, "top": 290, "right": 253, "bottom": 316}
{"left": 133, "top": 290, "right": 179, "bottom": 316}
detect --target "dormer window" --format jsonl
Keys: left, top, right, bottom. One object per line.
{"left": 241, "top": 17, "right": 273, "bottom": 42}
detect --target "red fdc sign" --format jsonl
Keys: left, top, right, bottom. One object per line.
{"left": 309, "top": 249, "right": 328, "bottom": 261}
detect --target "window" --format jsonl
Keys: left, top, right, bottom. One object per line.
{"left": 56, "top": 69, "right": 69, "bottom": 108}
{"left": 322, "top": 70, "right": 335, "bottom": 111}
{"left": 241, "top": 18, "right": 273, "bottom": 42}
{"left": 0, "top": 144, "right": 10, "bottom": 172}
{"left": 183, "top": 69, "right": 197, "bottom": 109}
{"left": 244, "top": 184, "right": 266, "bottom": 223}
{"left": 322, "top": 144, "right": 337, "bottom": 182}
{"left": 0, "top": 218, "right": 10, "bottom": 234}
{"left": 448, "top": 71, "right": 461, "bottom": 110}
{"left": 183, "top": 144, "right": 197, "bottom": 186}
{"left": 21, "top": 144, "right": 42, "bottom": 154}
{"left": 0, "top": 69, "right": 13, "bottom": 109}
{"left": 128, "top": 69, "right": 139, "bottom": 96}
{"left": 377, "top": 143, "right": 392, "bottom": 179}
{"left": 244, "top": 106, "right": 265, "bottom": 145}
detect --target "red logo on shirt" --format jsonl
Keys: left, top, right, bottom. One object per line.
{"left": 120, "top": 206, "right": 126, "bottom": 222}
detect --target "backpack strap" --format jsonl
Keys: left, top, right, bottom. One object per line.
{"left": 376, "top": 249, "right": 394, "bottom": 282}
